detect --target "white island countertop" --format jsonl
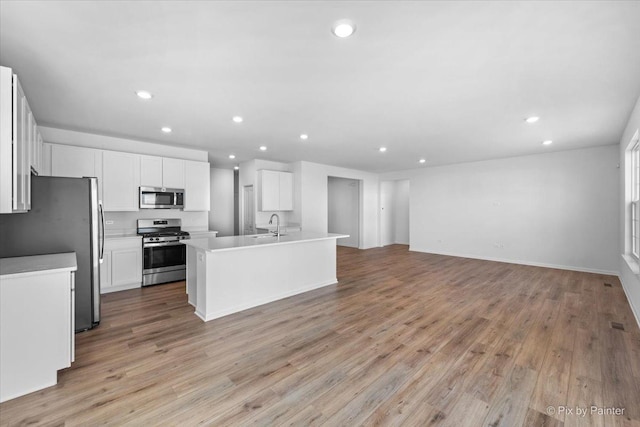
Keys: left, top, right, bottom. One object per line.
{"left": 182, "top": 231, "right": 348, "bottom": 253}
{"left": 0, "top": 253, "right": 77, "bottom": 279}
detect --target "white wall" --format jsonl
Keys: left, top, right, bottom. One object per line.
{"left": 209, "top": 168, "right": 234, "bottom": 236}
{"left": 382, "top": 145, "right": 619, "bottom": 274}
{"left": 328, "top": 177, "right": 360, "bottom": 247}
{"left": 402, "top": 145, "right": 619, "bottom": 274}
{"left": 40, "top": 126, "right": 207, "bottom": 161}
{"left": 104, "top": 210, "right": 208, "bottom": 234}
{"left": 619, "top": 94, "right": 640, "bottom": 327}
{"left": 296, "top": 161, "right": 379, "bottom": 249}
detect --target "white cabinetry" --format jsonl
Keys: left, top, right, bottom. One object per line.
{"left": 0, "top": 253, "right": 76, "bottom": 403}
{"left": 51, "top": 144, "right": 103, "bottom": 201}
{"left": 100, "top": 237, "right": 142, "bottom": 293}
{"left": 139, "top": 155, "right": 186, "bottom": 189}
{"left": 51, "top": 144, "right": 102, "bottom": 179}
{"left": 102, "top": 151, "right": 140, "bottom": 211}
{"left": 162, "top": 157, "right": 185, "bottom": 189}
{"left": 184, "top": 160, "right": 210, "bottom": 211}
{"left": 258, "top": 170, "right": 293, "bottom": 211}
{"left": 0, "top": 67, "right": 34, "bottom": 213}
{"left": 140, "top": 155, "right": 163, "bottom": 187}
{"left": 47, "top": 142, "right": 210, "bottom": 212}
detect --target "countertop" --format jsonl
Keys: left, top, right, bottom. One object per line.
{"left": 182, "top": 231, "right": 348, "bottom": 253}
{"left": 188, "top": 230, "right": 219, "bottom": 236}
{"left": 104, "top": 230, "right": 217, "bottom": 239}
{"left": 0, "top": 252, "right": 77, "bottom": 279}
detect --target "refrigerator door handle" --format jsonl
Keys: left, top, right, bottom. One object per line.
{"left": 99, "top": 201, "right": 105, "bottom": 262}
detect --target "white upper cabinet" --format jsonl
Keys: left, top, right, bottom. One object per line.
{"left": 258, "top": 170, "right": 280, "bottom": 211}
{"left": 279, "top": 171, "right": 294, "bottom": 211}
{"left": 162, "top": 158, "right": 185, "bottom": 189}
{"left": 258, "top": 170, "right": 293, "bottom": 211}
{"left": 139, "top": 155, "right": 163, "bottom": 187}
{"left": 0, "top": 67, "right": 35, "bottom": 213}
{"left": 51, "top": 144, "right": 102, "bottom": 179}
{"left": 184, "top": 160, "right": 210, "bottom": 211}
{"left": 51, "top": 144, "right": 103, "bottom": 202}
{"left": 102, "top": 151, "right": 140, "bottom": 211}
{"left": 140, "top": 156, "right": 185, "bottom": 189}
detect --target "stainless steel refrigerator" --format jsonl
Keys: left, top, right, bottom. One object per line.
{"left": 0, "top": 175, "right": 102, "bottom": 331}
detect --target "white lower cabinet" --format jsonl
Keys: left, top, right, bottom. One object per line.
{"left": 0, "top": 253, "right": 76, "bottom": 403}
{"left": 101, "top": 237, "right": 142, "bottom": 293}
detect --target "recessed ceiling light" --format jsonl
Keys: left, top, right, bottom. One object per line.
{"left": 379, "top": 147, "right": 387, "bottom": 152}
{"left": 332, "top": 20, "right": 356, "bottom": 38}
{"left": 228, "top": 154, "right": 236, "bottom": 159}
{"left": 300, "top": 134, "right": 309, "bottom": 140}
{"left": 234, "top": 166, "right": 239, "bottom": 170}
{"left": 161, "top": 127, "right": 172, "bottom": 133}
{"left": 232, "top": 116, "right": 243, "bottom": 123}
{"left": 525, "top": 116, "right": 539, "bottom": 123}
{"left": 136, "top": 90, "right": 153, "bottom": 100}
{"left": 259, "top": 146, "right": 267, "bottom": 151}
{"left": 542, "top": 140, "right": 553, "bottom": 145}
{"left": 419, "top": 159, "right": 426, "bottom": 164}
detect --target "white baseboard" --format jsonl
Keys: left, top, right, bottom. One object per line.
{"left": 100, "top": 282, "right": 141, "bottom": 294}
{"left": 409, "top": 247, "right": 619, "bottom": 276}
{"left": 201, "top": 279, "right": 338, "bottom": 322}
{"left": 618, "top": 258, "right": 640, "bottom": 330}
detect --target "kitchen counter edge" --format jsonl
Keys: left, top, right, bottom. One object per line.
{"left": 0, "top": 252, "right": 78, "bottom": 279}
{"left": 181, "top": 231, "right": 348, "bottom": 253}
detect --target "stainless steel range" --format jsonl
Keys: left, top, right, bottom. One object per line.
{"left": 137, "top": 219, "right": 190, "bottom": 286}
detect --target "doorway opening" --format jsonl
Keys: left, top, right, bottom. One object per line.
{"left": 380, "top": 179, "right": 410, "bottom": 246}
{"left": 328, "top": 176, "right": 361, "bottom": 248}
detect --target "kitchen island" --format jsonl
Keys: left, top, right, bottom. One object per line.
{"left": 182, "top": 232, "right": 347, "bottom": 321}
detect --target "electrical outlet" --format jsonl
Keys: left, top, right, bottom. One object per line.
{"left": 105, "top": 220, "right": 114, "bottom": 225}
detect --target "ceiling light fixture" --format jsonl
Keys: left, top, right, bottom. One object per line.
{"left": 332, "top": 20, "right": 356, "bottom": 38}
{"left": 259, "top": 146, "right": 267, "bottom": 151}
{"left": 525, "top": 116, "right": 539, "bottom": 123}
{"left": 379, "top": 147, "right": 387, "bottom": 152}
{"left": 300, "top": 134, "right": 309, "bottom": 140}
{"left": 232, "top": 116, "right": 243, "bottom": 123}
{"left": 161, "top": 127, "right": 172, "bottom": 133}
{"left": 136, "top": 90, "right": 153, "bottom": 100}
{"left": 542, "top": 140, "right": 553, "bottom": 145}
{"left": 419, "top": 159, "right": 426, "bottom": 164}
{"left": 229, "top": 154, "right": 236, "bottom": 159}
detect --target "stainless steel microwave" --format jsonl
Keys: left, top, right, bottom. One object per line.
{"left": 139, "top": 187, "right": 184, "bottom": 209}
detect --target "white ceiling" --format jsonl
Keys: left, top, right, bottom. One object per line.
{"left": 1, "top": 1, "right": 639, "bottom": 172}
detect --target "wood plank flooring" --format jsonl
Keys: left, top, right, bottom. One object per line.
{"left": 1, "top": 245, "right": 638, "bottom": 426}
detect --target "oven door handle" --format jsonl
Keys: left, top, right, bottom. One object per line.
{"left": 144, "top": 241, "right": 185, "bottom": 248}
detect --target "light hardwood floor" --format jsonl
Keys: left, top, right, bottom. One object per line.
{"left": 1, "top": 245, "right": 639, "bottom": 426}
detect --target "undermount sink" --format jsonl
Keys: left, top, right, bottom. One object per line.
{"left": 251, "top": 234, "right": 286, "bottom": 239}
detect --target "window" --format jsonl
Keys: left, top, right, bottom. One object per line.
{"left": 632, "top": 140, "right": 640, "bottom": 259}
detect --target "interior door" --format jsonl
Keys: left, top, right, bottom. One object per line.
{"left": 243, "top": 185, "right": 255, "bottom": 235}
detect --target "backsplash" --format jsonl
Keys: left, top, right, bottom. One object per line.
{"left": 104, "top": 210, "right": 209, "bottom": 235}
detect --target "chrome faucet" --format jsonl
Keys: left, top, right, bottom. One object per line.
{"left": 268, "top": 213, "right": 280, "bottom": 236}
